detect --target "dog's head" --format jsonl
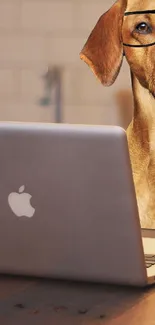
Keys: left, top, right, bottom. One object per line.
{"left": 80, "top": 0, "right": 155, "bottom": 97}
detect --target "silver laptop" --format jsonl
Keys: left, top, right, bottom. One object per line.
{"left": 0, "top": 121, "right": 154, "bottom": 287}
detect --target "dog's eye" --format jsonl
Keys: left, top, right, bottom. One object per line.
{"left": 135, "top": 22, "right": 152, "bottom": 34}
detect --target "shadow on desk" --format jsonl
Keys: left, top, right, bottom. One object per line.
{"left": 0, "top": 275, "right": 154, "bottom": 325}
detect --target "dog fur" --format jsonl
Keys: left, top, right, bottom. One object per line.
{"left": 80, "top": 0, "right": 155, "bottom": 228}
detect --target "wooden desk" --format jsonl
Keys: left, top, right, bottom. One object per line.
{"left": 0, "top": 276, "right": 155, "bottom": 324}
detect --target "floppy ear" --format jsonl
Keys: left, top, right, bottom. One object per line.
{"left": 80, "top": 0, "right": 127, "bottom": 86}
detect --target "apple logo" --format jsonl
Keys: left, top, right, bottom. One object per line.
{"left": 8, "top": 185, "right": 35, "bottom": 218}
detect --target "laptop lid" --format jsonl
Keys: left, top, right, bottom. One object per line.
{"left": 0, "top": 122, "right": 147, "bottom": 285}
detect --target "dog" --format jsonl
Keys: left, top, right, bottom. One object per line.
{"left": 80, "top": 0, "right": 155, "bottom": 229}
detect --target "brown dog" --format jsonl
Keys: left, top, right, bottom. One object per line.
{"left": 80, "top": 0, "right": 155, "bottom": 229}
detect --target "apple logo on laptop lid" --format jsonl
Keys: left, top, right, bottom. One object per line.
{"left": 8, "top": 185, "right": 35, "bottom": 218}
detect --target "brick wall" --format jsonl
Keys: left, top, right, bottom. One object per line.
{"left": 0, "top": 0, "right": 132, "bottom": 126}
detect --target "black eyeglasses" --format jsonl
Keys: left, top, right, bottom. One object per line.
{"left": 123, "top": 10, "right": 155, "bottom": 48}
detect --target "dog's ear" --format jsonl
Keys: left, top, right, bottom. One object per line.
{"left": 80, "top": 0, "right": 127, "bottom": 86}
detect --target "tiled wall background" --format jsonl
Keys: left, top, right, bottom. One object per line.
{"left": 0, "top": 0, "right": 132, "bottom": 125}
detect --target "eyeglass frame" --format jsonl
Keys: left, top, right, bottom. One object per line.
{"left": 123, "top": 10, "right": 155, "bottom": 48}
